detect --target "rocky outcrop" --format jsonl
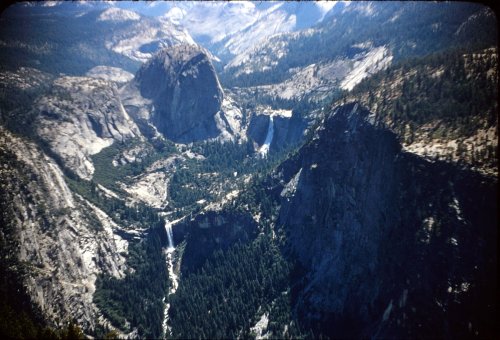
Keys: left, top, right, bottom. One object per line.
{"left": 276, "top": 102, "right": 497, "bottom": 338}
{"left": 121, "top": 45, "right": 247, "bottom": 143}
{"left": 0, "top": 127, "right": 129, "bottom": 332}
{"left": 134, "top": 44, "right": 225, "bottom": 143}
{"left": 35, "top": 76, "right": 142, "bottom": 180}
{"left": 86, "top": 66, "right": 134, "bottom": 85}
{"left": 123, "top": 171, "right": 169, "bottom": 209}
{"left": 247, "top": 114, "right": 269, "bottom": 146}
{"left": 277, "top": 103, "right": 402, "bottom": 335}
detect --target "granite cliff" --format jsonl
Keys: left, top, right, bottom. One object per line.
{"left": 275, "top": 102, "right": 497, "bottom": 337}
{"left": 135, "top": 45, "right": 227, "bottom": 143}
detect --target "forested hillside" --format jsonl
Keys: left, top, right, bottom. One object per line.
{"left": 338, "top": 47, "right": 498, "bottom": 175}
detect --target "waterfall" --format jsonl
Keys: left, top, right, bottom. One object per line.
{"left": 259, "top": 115, "right": 274, "bottom": 157}
{"left": 163, "top": 218, "right": 179, "bottom": 338}
{"left": 165, "top": 220, "right": 174, "bottom": 250}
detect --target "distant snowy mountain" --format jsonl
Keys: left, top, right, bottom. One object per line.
{"left": 101, "top": 14, "right": 195, "bottom": 64}
{"left": 97, "top": 7, "right": 141, "bottom": 22}
{"left": 4, "top": 1, "right": 338, "bottom": 67}
{"left": 161, "top": 1, "right": 339, "bottom": 62}
{"left": 221, "top": 2, "right": 496, "bottom": 89}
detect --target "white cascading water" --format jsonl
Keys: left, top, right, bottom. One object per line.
{"left": 259, "top": 115, "right": 274, "bottom": 157}
{"left": 162, "top": 219, "right": 179, "bottom": 338}
{"left": 164, "top": 220, "right": 175, "bottom": 250}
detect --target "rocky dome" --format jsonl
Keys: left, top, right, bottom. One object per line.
{"left": 135, "top": 44, "right": 224, "bottom": 143}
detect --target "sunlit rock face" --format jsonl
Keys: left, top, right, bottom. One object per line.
{"left": 0, "top": 127, "right": 129, "bottom": 332}
{"left": 35, "top": 76, "right": 141, "bottom": 180}
{"left": 135, "top": 44, "right": 224, "bottom": 143}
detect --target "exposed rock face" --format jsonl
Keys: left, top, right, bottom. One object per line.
{"left": 123, "top": 171, "right": 169, "bottom": 209}
{"left": 247, "top": 114, "right": 269, "bottom": 146}
{"left": 230, "top": 46, "right": 392, "bottom": 106}
{"left": 0, "top": 127, "right": 129, "bottom": 332}
{"left": 98, "top": 7, "right": 140, "bottom": 22}
{"left": 278, "top": 103, "right": 401, "bottom": 335}
{"left": 135, "top": 45, "right": 224, "bottom": 143}
{"left": 276, "top": 103, "right": 497, "bottom": 337}
{"left": 222, "top": 2, "right": 494, "bottom": 88}
{"left": 35, "top": 76, "right": 141, "bottom": 180}
{"left": 86, "top": 66, "right": 134, "bottom": 85}
{"left": 271, "top": 114, "right": 307, "bottom": 150}
{"left": 218, "top": 96, "right": 247, "bottom": 142}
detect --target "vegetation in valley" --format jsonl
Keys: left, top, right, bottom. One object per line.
{"left": 168, "top": 158, "right": 312, "bottom": 339}
{"left": 93, "top": 224, "right": 168, "bottom": 339}
{"left": 169, "top": 234, "right": 302, "bottom": 339}
{"left": 91, "top": 138, "right": 176, "bottom": 192}
{"left": 168, "top": 139, "right": 291, "bottom": 218}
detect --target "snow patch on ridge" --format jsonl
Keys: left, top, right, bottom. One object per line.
{"left": 281, "top": 168, "right": 303, "bottom": 198}
{"left": 104, "top": 19, "right": 195, "bottom": 64}
{"left": 250, "top": 312, "right": 269, "bottom": 339}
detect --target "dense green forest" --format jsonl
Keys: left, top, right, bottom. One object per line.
{"left": 93, "top": 224, "right": 168, "bottom": 338}
{"left": 0, "top": 70, "right": 53, "bottom": 138}
{"left": 348, "top": 47, "right": 497, "bottom": 135}
{"left": 168, "top": 139, "right": 292, "bottom": 218}
{"left": 169, "top": 234, "right": 300, "bottom": 339}
{"left": 166, "top": 162, "right": 314, "bottom": 339}
{"left": 339, "top": 46, "right": 497, "bottom": 173}
{"left": 70, "top": 131, "right": 294, "bottom": 337}
{"left": 168, "top": 140, "right": 255, "bottom": 211}
{"left": 0, "top": 8, "right": 139, "bottom": 75}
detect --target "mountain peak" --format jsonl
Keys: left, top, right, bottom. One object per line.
{"left": 98, "top": 7, "right": 141, "bottom": 22}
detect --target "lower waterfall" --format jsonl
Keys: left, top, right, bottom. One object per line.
{"left": 162, "top": 219, "right": 179, "bottom": 338}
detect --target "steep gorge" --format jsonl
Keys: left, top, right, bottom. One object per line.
{"left": 170, "top": 102, "right": 497, "bottom": 338}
